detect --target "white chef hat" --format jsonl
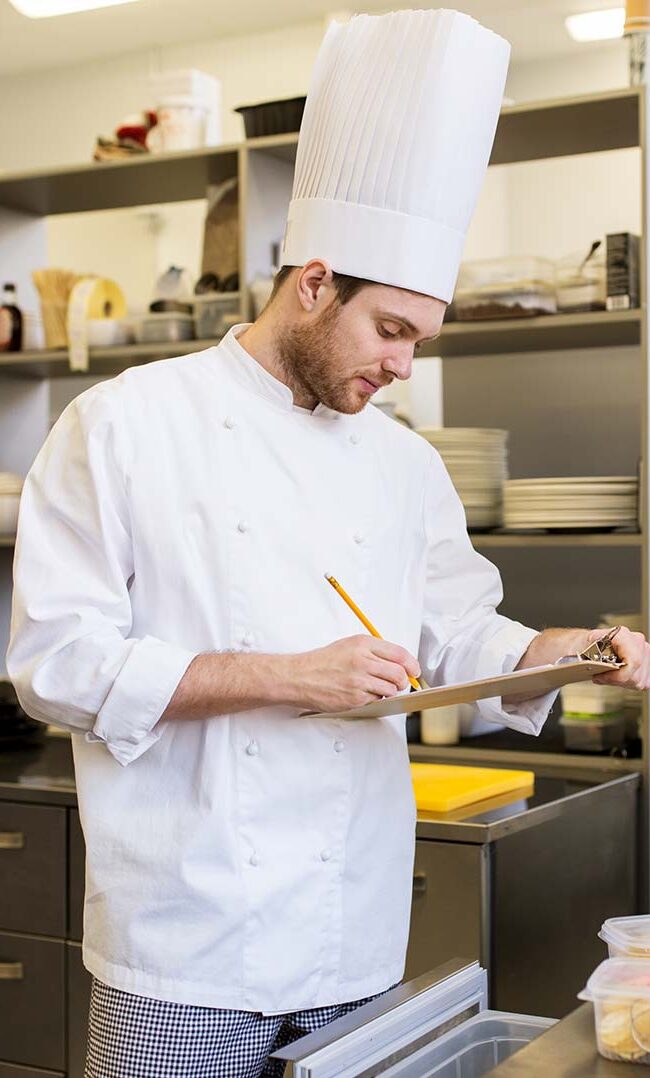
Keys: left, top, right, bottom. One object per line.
{"left": 281, "top": 9, "right": 510, "bottom": 303}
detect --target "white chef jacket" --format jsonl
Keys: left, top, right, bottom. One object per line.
{"left": 7, "top": 326, "right": 555, "bottom": 1013}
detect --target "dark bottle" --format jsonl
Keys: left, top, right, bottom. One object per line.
{"left": 0, "top": 283, "right": 23, "bottom": 352}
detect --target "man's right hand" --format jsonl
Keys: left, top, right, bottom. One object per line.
{"left": 283, "top": 634, "right": 421, "bottom": 714}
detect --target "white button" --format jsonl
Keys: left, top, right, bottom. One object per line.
{"left": 246, "top": 740, "right": 260, "bottom": 757}
{"left": 320, "top": 848, "right": 332, "bottom": 862}
{"left": 353, "top": 532, "right": 364, "bottom": 545}
{"left": 249, "top": 852, "right": 260, "bottom": 867}
{"left": 237, "top": 520, "right": 249, "bottom": 534}
{"left": 350, "top": 433, "right": 361, "bottom": 446}
{"left": 242, "top": 631, "right": 255, "bottom": 648}
{"left": 224, "top": 415, "right": 236, "bottom": 429}
{"left": 334, "top": 740, "right": 345, "bottom": 753}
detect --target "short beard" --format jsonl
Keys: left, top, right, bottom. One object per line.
{"left": 276, "top": 300, "right": 365, "bottom": 414}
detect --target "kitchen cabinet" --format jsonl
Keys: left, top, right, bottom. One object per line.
{"left": 0, "top": 793, "right": 90, "bottom": 1077}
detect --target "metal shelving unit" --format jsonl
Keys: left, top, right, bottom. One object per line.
{"left": 1, "top": 86, "right": 649, "bottom": 888}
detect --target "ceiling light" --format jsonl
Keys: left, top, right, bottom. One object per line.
{"left": 565, "top": 7, "right": 625, "bottom": 41}
{"left": 9, "top": 0, "right": 140, "bottom": 17}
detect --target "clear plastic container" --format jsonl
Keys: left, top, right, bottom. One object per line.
{"left": 578, "top": 957, "right": 650, "bottom": 1063}
{"left": 559, "top": 714, "right": 626, "bottom": 753}
{"left": 600, "top": 916, "right": 650, "bottom": 959}
{"left": 133, "top": 313, "right": 194, "bottom": 344}
{"left": 420, "top": 705, "right": 460, "bottom": 746}
{"left": 556, "top": 250, "right": 606, "bottom": 312}
{"left": 192, "top": 293, "right": 240, "bottom": 339}
{"left": 560, "top": 681, "right": 626, "bottom": 716}
{"left": 454, "top": 256, "right": 557, "bottom": 321}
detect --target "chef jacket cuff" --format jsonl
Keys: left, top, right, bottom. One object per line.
{"left": 475, "top": 622, "right": 558, "bottom": 736}
{"left": 85, "top": 636, "right": 197, "bottom": 766}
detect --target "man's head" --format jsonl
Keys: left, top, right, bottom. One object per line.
{"left": 261, "top": 260, "right": 446, "bottom": 415}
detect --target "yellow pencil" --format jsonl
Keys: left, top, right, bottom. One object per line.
{"left": 324, "top": 573, "right": 421, "bottom": 691}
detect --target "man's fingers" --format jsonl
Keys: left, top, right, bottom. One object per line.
{"left": 366, "top": 676, "right": 402, "bottom": 699}
{"left": 367, "top": 660, "right": 410, "bottom": 692}
{"left": 369, "top": 640, "right": 420, "bottom": 678}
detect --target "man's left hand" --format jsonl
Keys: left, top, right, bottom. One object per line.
{"left": 588, "top": 625, "right": 650, "bottom": 690}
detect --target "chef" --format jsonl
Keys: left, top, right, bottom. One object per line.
{"left": 8, "top": 9, "right": 650, "bottom": 1078}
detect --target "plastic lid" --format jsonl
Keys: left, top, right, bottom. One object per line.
{"left": 579, "top": 958, "right": 650, "bottom": 1003}
{"left": 600, "top": 916, "right": 650, "bottom": 955}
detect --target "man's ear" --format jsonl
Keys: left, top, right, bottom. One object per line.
{"left": 295, "top": 260, "right": 334, "bottom": 312}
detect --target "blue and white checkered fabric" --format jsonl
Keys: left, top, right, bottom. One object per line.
{"left": 84, "top": 978, "right": 389, "bottom": 1077}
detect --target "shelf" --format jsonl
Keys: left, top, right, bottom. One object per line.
{"left": 4, "top": 309, "right": 639, "bottom": 379}
{"left": 0, "top": 88, "right": 641, "bottom": 217}
{"left": 491, "top": 87, "right": 640, "bottom": 164}
{"left": 0, "top": 537, "right": 15, "bottom": 547}
{"left": 423, "top": 309, "right": 641, "bottom": 359}
{"left": 471, "top": 531, "right": 642, "bottom": 549}
{"left": 0, "top": 338, "right": 222, "bottom": 378}
{"left": 0, "top": 143, "right": 240, "bottom": 215}
{"left": 409, "top": 742, "right": 641, "bottom": 778}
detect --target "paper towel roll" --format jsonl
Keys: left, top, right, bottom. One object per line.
{"left": 66, "top": 277, "right": 127, "bottom": 372}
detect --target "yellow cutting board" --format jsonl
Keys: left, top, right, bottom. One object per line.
{"left": 411, "top": 763, "right": 535, "bottom": 813}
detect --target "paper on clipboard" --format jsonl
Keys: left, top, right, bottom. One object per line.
{"left": 303, "top": 658, "right": 621, "bottom": 721}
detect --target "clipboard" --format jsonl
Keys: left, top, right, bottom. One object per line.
{"left": 303, "top": 657, "right": 622, "bottom": 721}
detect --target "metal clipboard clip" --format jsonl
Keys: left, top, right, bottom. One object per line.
{"left": 556, "top": 625, "right": 625, "bottom": 668}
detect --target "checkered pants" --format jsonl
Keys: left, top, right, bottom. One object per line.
{"left": 85, "top": 978, "right": 391, "bottom": 1078}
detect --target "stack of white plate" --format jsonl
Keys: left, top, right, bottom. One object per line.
{"left": 417, "top": 428, "right": 509, "bottom": 529}
{"left": 0, "top": 473, "right": 23, "bottom": 535}
{"left": 503, "top": 476, "right": 638, "bottom": 531}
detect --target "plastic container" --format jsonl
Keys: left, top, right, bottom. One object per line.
{"left": 420, "top": 705, "right": 460, "bottom": 745}
{"left": 0, "top": 494, "right": 20, "bottom": 534}
{"left": 235, "top": 96, "right": 306, "bottom": 138}
{"left": 389, "top": 1011, "right": 554, "bottom": 1075}
{"left": 133, "top": 313, "right": 194, "bottom": 344}
{"left": 560, "top": 681, "right": 626, "bottom": 717}
{"left": 454, "top": 256, "right": 557, "bottom": 320}
{"left": 87, "top": 318, "right": 133, "bottom": 348}
{"left": 559, "top": 714, "right": 626, "bottom": 753}
{"left": 556, "top": 249, "right": 606, "bottom": 312}
{"left": 600, "top": 916, "right": 650, "bottom": 959}
{"left": 579, "top": 957, "right": 650, "bottom": 1063}
{"left": 192, "top": 293, "right": 240, "bottom": 339}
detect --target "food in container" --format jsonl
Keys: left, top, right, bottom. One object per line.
{"left": 454, "top": 256, "right": 556, "bottom": 320}
{"left": 559, "top": 714, "right": 626, "bottom": 753}
{"left": 133, "top": 313, "right": 194, "bottom": 344}
{"left": 600, "top": 916, "right": 650, "bottom": 959}
{"left": 192, "top": 292, "right": 240, "bottom": 339}
{"left": 556, "top": 246, "right": 606, "bottom": 312}
{"left": 579, "top": 957, "right": 650, "bottom": 1063}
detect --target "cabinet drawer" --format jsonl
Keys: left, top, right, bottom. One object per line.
{"left": 0, "top": 931, "right": 65, "bottom": 1071}
{"left": 68, "top": 810, "right": 85, "bottom": 942}
{"left": 0, "top": 803, "right": 66, "bottom": 937}
{"left": 0, "top": 1065, "right": 63, "bottom": 1077}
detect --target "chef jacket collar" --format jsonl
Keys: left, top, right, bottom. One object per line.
{"left": 221, "top": 324, "right": 342, "bottom": 421}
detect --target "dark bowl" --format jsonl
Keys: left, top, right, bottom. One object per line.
{"left": 235, "top": 96, "right": 306, "bottom": 139}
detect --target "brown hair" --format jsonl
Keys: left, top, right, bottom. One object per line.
{"left": 269, "top": 265, "right": 373, "bottom": 305}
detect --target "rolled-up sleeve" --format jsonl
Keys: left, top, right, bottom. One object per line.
{"left": 7, "top": 382, "right": 196, "bottom": 766}
{"left": 418, "top": 450, "right": 556, "bottom": 736}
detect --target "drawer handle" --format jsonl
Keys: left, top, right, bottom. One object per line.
{"left": 0, "top": 832, "right": 24, "bottom": 850}
{"left": 413, "top": 871, "right": 427, "bottom": 895}
{"left": 0, "top": 962, "right": 24, "bottom": 980}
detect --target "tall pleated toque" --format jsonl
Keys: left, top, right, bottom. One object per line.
{"left": 281, "top": 9, "right": 511, "bottom": 303}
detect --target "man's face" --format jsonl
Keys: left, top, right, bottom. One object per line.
{"left": 277, "top": 283, "right": 447, "bottom": 414}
